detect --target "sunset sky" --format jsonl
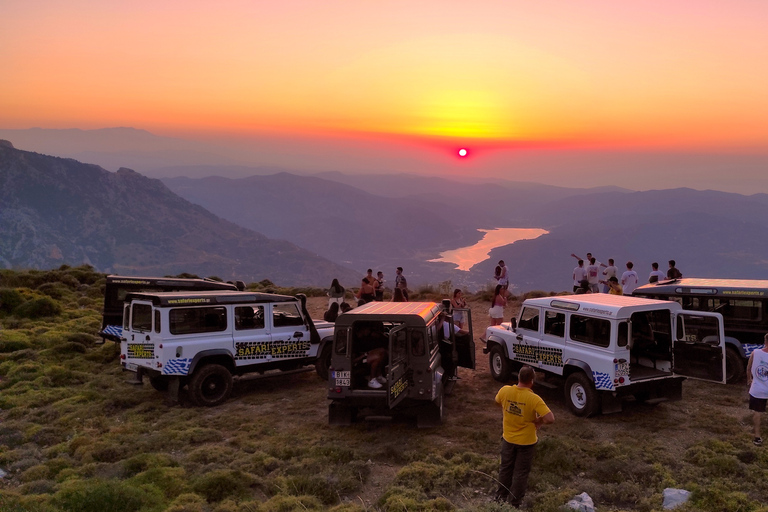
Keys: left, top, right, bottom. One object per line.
{"left": 2, "top": 1, "right": 767, "bottom": 190}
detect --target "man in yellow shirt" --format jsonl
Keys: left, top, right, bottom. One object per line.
{"left": 494, "top": 365, "right": 555, "bottom": 507}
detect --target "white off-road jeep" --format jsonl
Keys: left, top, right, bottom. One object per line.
{"left": 120, "top": 291, "right": 334, "bottom": 406}
{"left": 483, "top": 294, "right": 726, "bottom": 416}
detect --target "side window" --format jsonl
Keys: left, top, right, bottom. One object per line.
{"left": 729, "top": 299, "right": 762, "bottom": 322}
{"left": 334, "top": 327, "right": 348, "bottom": 355}
{"left": 569, "top": 314, "right": 611, "bottom": 348}
{"left": 132, "top": 304, "right": 152, "bottom": 332}
{"left": 411, "top": 329, "right": 426, "bottom": 357}
{"left": 154, "top": 310, "right": 161, "bottom": 333}
{"left": 235, "top": 306, "right": 265, "bottom": 330}
{"left": 272, "top": 303, "right": 304, "bottom": 328}
{"left": 543, "top": 311, "right": 565, "bottom": 338}
{"left": 169, "top": 307, "right": 227, "bottom": 335}
{"left": 518, "top": 307, "right": 540, "bottom": 332}
{"left": 427, "top": 324, "right": 438, "bottom": 353}
{"left": 617, "top": 321, "right": 628, "bottom": 347}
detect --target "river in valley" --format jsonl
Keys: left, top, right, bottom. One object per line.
{"left": 429, "top": 227, "right": 548, "bottom": 271}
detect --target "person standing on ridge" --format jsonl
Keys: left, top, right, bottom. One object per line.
{"left": 494, "top": 365, "right": 555, "bottom": 507}
{"left": 621, "top": 262, "right": 639, "bottom": 296}
{"left": 375, "top": 271, "right": 385, "bottom": 301}
{"left": 586, "top": 257, "right": 601, "bottom": 293}
{"left": 395, "top": 267, "right": 409, "bottom": 301}
{"left": 602, "top": 258, "right": 618, "bottom": 293}
{"left": 667, "top": 260, "right": 683, "bottom": 280}
{"left": 747, "top": 335, "right": 768, "bottom": 446}
{"left": 649, "top": 262, "right": 666, "bottom": 283}
{"left": 573, "top": 260, "right": 587, "bottom": 293}
{"left": 496, "top": 260, "right": 509, "bottom": 294}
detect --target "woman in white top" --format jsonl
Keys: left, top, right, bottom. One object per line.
{"left": 489, "top": 285, "right": 507, "bottom": 326}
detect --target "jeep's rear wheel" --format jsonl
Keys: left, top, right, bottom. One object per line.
{"left": 565, "top": 372, "right": 600, "bottom": 417}
{"left": 489, "top": 345, "right": 512, "bottom": 382}
{"left": 189, "top": 364, "right": 233, "bottom": 407}
{"left": 316, "top": 342, "right": 333, "bottom": 381}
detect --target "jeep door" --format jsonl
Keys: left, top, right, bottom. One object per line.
{"left": 539, "top": 309, "right": 566, "bottom": 374}
{"left": 453, "top": 308, "right": 475, "bottom": 369}
{"left": 233, "top": 305, "right": 271, "bottom": 366}
{"left": 270, "top": 302, "right": 312, "bottom": 359}
{"left": 123, "top": 300, "right": 157, "bottom": 371}
{"left": 387, "top": 324, "right": 410, "bottom": 409}
{"left": 512, "top": 306, "right": 541, "bottom": 367}
{"left": 673, "top": 311, "right": 726, "bottom": 383}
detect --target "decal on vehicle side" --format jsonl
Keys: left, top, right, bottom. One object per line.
{"left": 127, "top": 344, "right": 154, "bottom": 359}
{"left": 512, "top": 345, "right": 563, "bottom": 367}
{"left": 163, "top": 358, "right": 192, "bottom": 375}
{"left": 593, "top": 371, "right": 614, "bottom": 391}
{"left": 235, "top": 340, "right": 311, "bottom": 360}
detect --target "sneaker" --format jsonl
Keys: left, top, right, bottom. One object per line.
{"left": 754, "top": 437, "right": 763, "bottom": 446}
{"left": 376, "top": 376, "right": 387, "bottom": 385}
{"left": 368, "top": 378, "right": 383, "bottom": 389}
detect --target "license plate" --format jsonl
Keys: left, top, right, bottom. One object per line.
{"left": 335, "top": 378, "right": 350, "bottom": 387}
{"left": 332, "top": 371, "right": 350, "bottom": 379}
{"left": 125, "top": 363, "right": 138, "bottom": 372}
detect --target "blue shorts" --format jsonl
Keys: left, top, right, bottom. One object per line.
{"left": 749, "top": 394, "right": 767, "bottom": 413}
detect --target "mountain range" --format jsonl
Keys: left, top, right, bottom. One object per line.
{"left": 3, "top": 133, "right": 768, "bottom": 293}
{"left": 0, "top": 141, "right": 357, "bottom": 286}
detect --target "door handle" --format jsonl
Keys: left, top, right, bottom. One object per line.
{"left": 516, "top": 334, "right": 523, "bottom": 341}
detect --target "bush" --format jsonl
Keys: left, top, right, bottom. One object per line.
{"left": 0, "top": 288, "right": 25, "bottom": 313}
{"left": 53, "top": 478, "right": 164, "bottom": 512}
{"left": 192, "top": 470, "right": 252, "bottom": 502}
{"left": 14, "top": 297, "right": 62, "bottom": 319}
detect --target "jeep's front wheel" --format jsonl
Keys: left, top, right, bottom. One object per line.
{"left": 565, "top": 372, "right": 600, "bottom": 417}
{"left": 489, "top": 345, "right": 512, "bottom": 382}
{"left": 189, "top": 364, "right": 233, "bottom": 407}
{"left": 316, "top": 342, "right": 333, "bottom": 381}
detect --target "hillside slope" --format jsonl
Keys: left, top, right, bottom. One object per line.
{"left": 0, "top": 141, "right": 358, "bottom": 286}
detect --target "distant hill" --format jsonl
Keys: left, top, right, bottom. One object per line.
{"left": 161, "top": 174, "right": 483, "bottom": 279}
{"left": 0, "top": 141, "right": 358, "bottom": 286}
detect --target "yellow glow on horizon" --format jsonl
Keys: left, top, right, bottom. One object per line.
{"left": 408, "top": 90, "right": 514, "bottom": 139}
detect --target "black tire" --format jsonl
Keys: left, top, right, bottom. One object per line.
{"left": 564, "top": 372, "right": 600, "bottom": 417}
{"left": 149, "top": 375, "right": 169, "bottom": 392}
{"left": 725, "top": 346, "right": 745, "bottom": 384}
{"left": 489, "top": 345, "right": 512, "bottom": 382}
{"left": 188, "top": 364, "right": 233, "bottom": 407}
{"left": 315, "top": 342, "right": 333, "bottom": 381}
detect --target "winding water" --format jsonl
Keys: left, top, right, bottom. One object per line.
{"left": 429, "top": 227, "right": 548, "bottom": 271}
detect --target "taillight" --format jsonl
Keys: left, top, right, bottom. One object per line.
{"left": 120, "top": 354, "right": 125, "bottom": 359}
{"left": 334, "top": 387, "right": 342, "bottom": 393}
{"left": 618, "top": 377, "right": 625, "bottom": 384}
{"left": 156, "top": 362, "right": 162, "bottom": 368}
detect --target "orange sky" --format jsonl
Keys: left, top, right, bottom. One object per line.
{"left": 2, "top": 1, "right": 767, "bottom": 153}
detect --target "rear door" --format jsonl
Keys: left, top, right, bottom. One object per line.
{"left": 387, "top": 324, "right": 409, "bottom": 409}
{"left": 673, "top": 311, "right": 726, "bottom": 383}
{"left": 453, "top": 308, "right": 475, "bottom": 369}
{"left": 124, "top": 300, "right": 156, "bottom": 371}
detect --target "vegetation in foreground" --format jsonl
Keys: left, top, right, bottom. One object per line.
{"left": 0, "top": 266, "right": 767, "bottom": 512}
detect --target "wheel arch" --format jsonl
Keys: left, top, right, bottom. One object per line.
{"left": 485, "top": 336, "right": 511, "bottom": 358}
{"left": 188, "top": 350, "right": 236, "bottom": 375}
{"left": 724, "top": 336, "right": 747, "bottom": 359}
{"left": 563, "top": 359, "right": 594, "bottom": 383}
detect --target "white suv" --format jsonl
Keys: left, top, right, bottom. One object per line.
{"left": 483, "top": 294, "right": 726, "bottom": 416}
{"left": 120, "top": 291, "right": 334, "bottom": 406}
